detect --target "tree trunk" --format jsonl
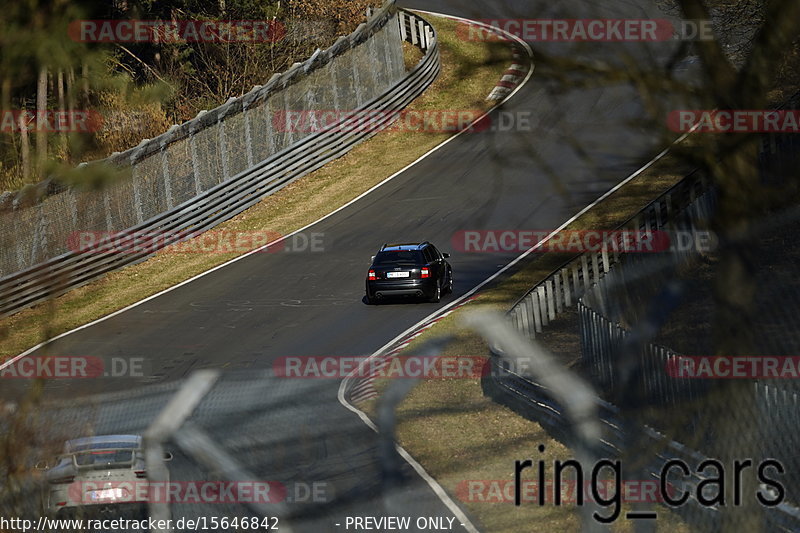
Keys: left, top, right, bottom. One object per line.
{"left": 66, "top": 69, "right": 76, "bottom": 162}
{"left": 36, "top": 66, "right": 48, "bottom": 180}
{"left": 81, "top": 63, "right": 89, "bottom": 106}
{"left": 2, "top": 78, "right": 12, "bottom": 182}
{"left": 1, "top": 78, "right": 9, "bottom": 111}
{"left": 19, "top": 104, "right": 30, "bottom": 182}
{"left": 57, "top": 70, "right": 66, "bottom": 148}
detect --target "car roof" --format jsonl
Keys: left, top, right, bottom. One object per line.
{"left": 380, "top": 242, "right": 429, "bottom": 251}
{"left": 65, "top": 435, "right": 142, "bottom": 452}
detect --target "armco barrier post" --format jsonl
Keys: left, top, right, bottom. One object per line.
{"left": 562, "top": 267, "right": 572, "bottom": 307}
{"left": 554, "top": 272, "right": 563, "bottom": 314}
{"left": 532, "top": 290, "right": 542, "bottom": 334}
{"left": 546, "top": 279, "right": 556, "bottom": 321}
{"left": 537, "top": 285, "right": 548, "bottom": 327}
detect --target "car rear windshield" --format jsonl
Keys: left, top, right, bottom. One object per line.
{"left": 373, "top": 250, "right": 423, "bottom": 265}
{"left": 74, "top": 450, "right": 134, "bottom": 468}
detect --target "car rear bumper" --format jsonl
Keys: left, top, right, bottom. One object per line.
{"left": 367, "top": 279, "right": 434, "bottom": 299}
{"left": 53, "top": 502, "right": 148, "bottom": 518}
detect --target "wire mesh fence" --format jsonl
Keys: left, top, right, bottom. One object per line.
{"left": 3, "top": 9, "right": 800, "bottom": 533}
{"left": 0, "top": 2, "right": 406, "bottom": 278}
{"left": 1, "top": 366, "right": 472, "bottom": 533}
{"left": 578, "top": 197, "right": 800, "bottom": 507}
{"left": 494, "top": 93, "right": 800, "bottom": 531}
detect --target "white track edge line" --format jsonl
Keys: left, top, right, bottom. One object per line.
{"left": 2, "top": 14, "right": 532, "bottom": 372}
{"left": 337, "top": 12, "right": 536, "bottom": 533}
{"left": 338, "top": 10, "right": 699, "bottom": 529}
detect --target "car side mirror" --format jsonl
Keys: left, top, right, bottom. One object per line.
{"left": 370, "top": 256, "right": 375, "bottom": 262}
{"left": 163, "top": 452, "right": 173, "bottom": 462}
{"left": 442, "top": 253, "right": 450, "bottom": 258}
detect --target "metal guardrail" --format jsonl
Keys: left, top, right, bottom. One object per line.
{"left": 508, "top": 89, "right": 800, "bottom": 337}
{"left": 0, "top": 9, "right": 440, "bottom": 318}
{"left": 494, "top": 130, "right": 800, "bottom": 529}
{"left": 483, "top": 353, "right": 800, "bottom": 532}
{"left": 1, "top": 1, "right": 406, "bottom": 276}
{"left": 466, "top": 311, "right": 608, "bottom": 533}
{"left": 507, "top": 169, "right": 712, "bottom": 338}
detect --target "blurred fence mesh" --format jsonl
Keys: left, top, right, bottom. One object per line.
{"left": 578, "top": 197, "right": 800, "bottom": 506}
{"left": 496, "top": 94, "right": 800, "bottom": 530}
{"left": 2, "top": 370, "right": 460, "bottom": 533}
{"left": 0, "top": 5, "right": 405, "bottom": 278}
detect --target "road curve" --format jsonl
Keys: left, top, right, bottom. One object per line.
{"left": 5, "top": 1, "right": 691, "bottom": 531}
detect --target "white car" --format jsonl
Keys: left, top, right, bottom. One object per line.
{"left": 40, "top": 434, "right": 170, "bottom": 516}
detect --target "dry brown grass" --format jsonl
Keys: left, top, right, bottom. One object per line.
{"left": 0, "top": 16, "right": 510, "bottom": 362}
{"left": 355, "top": 102, "right": 704, "bottom": 533}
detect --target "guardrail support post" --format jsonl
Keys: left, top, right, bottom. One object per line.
{"left": 532, "top": 291, "right": 542, "bottom": 334}
{"left": 572, "top": 264, "right": 580, "bottom": 299}
{"left": 398, "top": 12, "right": 407, "bottom": 41}
{"left": 591, "top": 252, "right": 600, "bottom": 281}
{"left": 545, "top": 279, "right": 556, "bottom": 321}
{"left": 537, "top": 285, "right": 548, "bottom": 327}
{"left": 554, "top": 273, "right": 563, "bottom": 314}
{"left": 562, "top": 267, "right": 572, "bottom": 307}
{"left": 601, "top": 247, "right": 610, "bottom": 273}
{"left": 518, "top": 298, "right": 530, "bottom": 337}
{"left": 581, "top": 255, "right": 590, "bottom": 290}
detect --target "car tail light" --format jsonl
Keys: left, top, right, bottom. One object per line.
{"left": 368, "top": 270, "right": 376, "bottom": 281}
{"left": 55, "top": 501, "right": 67, "bottom": 507}
{"left": 135, "top": 470, "right": 147, "bottom": 479}
{"left": 421, "top": 268, "right": 430, "bottom": 278}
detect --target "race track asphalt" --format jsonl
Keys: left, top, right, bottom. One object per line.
{"left": 4, "top": 2, "right": 693, "bottom": 530}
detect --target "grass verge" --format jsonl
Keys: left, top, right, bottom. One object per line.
{"left": 0, "top": 16, "right": 513, "bottom": 361}
{"left": 355, "top": 133, "right": 706, "bottom": 533}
